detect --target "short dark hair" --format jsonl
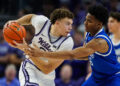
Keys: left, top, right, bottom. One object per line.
{"left": 88, "top": 5, "right": 109, "bottom": 25}
{"left": 50, "top": 8, "right": 74, "bottom": 24}
{"left": 109, "top": 12, "right": 120, "bottom": 22}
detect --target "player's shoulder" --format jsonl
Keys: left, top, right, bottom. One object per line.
{"left": 31, "top": 15, "right": 49, "bottom": 24}
{"left": 58, "top": 35, "right": 74, "bottom": 50}
{"left": 32, "top": 15, "right": 48, "bottom": 20}
{"left": 62, "top": 35, "right": 74, "bottom": 46}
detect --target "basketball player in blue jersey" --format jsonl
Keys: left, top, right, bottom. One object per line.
{"left": 108, "top": 12, "right": 120, "bottom": 62}
{"left": 4, "top": 8, "right": 74, "bottom": 86}
{"left": 25, "top": 5, "right": 120, "bottom": 86}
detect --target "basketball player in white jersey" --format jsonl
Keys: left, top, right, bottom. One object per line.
{"left": 108, "top": 12, "right": 120, "bottom": 62}
{"left": 4, "top": 8, "right": 74, "bottom": 86}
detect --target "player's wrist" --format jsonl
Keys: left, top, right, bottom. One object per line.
{"left": 40, "top": 51, "right": 46, "bottom": 57}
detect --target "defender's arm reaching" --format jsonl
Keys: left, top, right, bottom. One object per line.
{"left": 27, "top": 38, "right": 109, "bottom": 60}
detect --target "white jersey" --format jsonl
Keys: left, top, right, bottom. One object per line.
{"left": 19, "top": 15, "right": 74, "bottom": 86}
{"left": 110, "top": 35, "right": 120, "bottom": 62}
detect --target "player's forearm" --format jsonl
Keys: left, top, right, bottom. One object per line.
{"left": 30, "top": 57, "right": 54, "bottom": 74}
{"left": 16, "top": 14, "right": 34, "bottom": 25}
{"left": 41, "top": 47, "right": 90, "bottom": 60}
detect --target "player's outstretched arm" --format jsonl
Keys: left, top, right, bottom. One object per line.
{"left": 4, "top": 14, "right": 35, "bottom": 28}
{"left": 28, "top": 38, "right": 108, "bottom": 60}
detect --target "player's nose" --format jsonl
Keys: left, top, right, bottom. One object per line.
{"left": 69, "top": 25, "right": 72, "bottom": 30}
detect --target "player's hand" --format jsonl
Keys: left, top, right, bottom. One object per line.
{"left": 4, "top": 20, "right": 17, "bottom": 28}
{"left": 25, "top": 43, "right": 44, "bottom": 57}
{"left": 10, "top": 38, "right": 31, "bottom": 54}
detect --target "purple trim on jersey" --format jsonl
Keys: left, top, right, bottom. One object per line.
{"left": 48, "top": 24, "right": 62, "bottom": 44}
{"left": 22, "top": 59, "right": 39, "bottom": 86}
{"left": 35, "top": 20, "right": 48, "bottom": 36}
{"left": 25, "top": 82, "right": 39, "bottom": 86}
{"left": 26, "top": 59, "right": 41, "bottom": 71}
{"left": 57, "top": 36, "right": 71, "bottom": 50}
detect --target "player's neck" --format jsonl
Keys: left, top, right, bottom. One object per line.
{"left": 50, "top": 25, "right": 61, "bottom": 37}
{"left": 90, "top": 28, "right": 101, "bottom": 36}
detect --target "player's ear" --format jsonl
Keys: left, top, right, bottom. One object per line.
{"left": 97, "top": 22, "right": 102, "bottom": 29}
{"left": 55, "top": 20, "right": 60, "bottom": 25}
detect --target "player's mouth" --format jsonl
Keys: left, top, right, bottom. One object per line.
{"left": 66, "top": 32, "right": 69, "bottom": 34}
{"left": 85, "top": 26, "right": 88, "bottom": 31}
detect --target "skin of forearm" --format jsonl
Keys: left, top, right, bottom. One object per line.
{"left": 30, "top": 57, "right": 54, "bottom": 74}
{"left": 41, "top": 47, "right": 90, "bottom": 60}
{"left": 16, "top": 14, "right": 34, "bottom": 25}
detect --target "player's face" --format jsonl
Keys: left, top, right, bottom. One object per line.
{"left": 84, "top": 13, "right": 100, "bottom": 33}
{"left": 108, "top": 17, "right": 120, "bottom": 33}
{"left": 57, "top": 18, "right": 73, "bottom": 36}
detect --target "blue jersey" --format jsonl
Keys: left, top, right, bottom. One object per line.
{"left": 110, "top": 35, "right": 120, "bottom": 62}
{"left": 85, "top": 28, "right": 120, "bottom": 81}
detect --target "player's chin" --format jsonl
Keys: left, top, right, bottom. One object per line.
{"left": 85, "top": 28, "right": 89, "bottom": 32}
{"left": 108, "top": 28, "right": 113, "bottom": 33}
{"left": 63, "top": 33, "right": 68, "bottom": 37}
{"left": 85, "top": 27, "right": 90, "bottom": 32}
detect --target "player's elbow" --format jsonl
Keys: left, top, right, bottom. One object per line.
{"left": 41, "top": 67, "right": 51, "bottom": 74}
{"left": 42, "top": 68, "right": 53, "bottom": 74}
{"left": 42, "top": 70, "right": 51, "bottom": 74}
{"left": 41, "top": 64, "right": 53, "bottom": 74}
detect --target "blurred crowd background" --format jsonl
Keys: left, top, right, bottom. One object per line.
{"left": 0, "top": 0, "right": 120, "bottom": 86}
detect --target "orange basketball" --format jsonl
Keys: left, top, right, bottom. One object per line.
{"left": 3, "top": 22, "right": 26, "bottom": 45}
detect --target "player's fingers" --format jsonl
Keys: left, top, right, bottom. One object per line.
{"left": 9, "top": 44, "right": 17, "bottom": 48}
{"left": 33, "top": 43, "right": 39, "bottom": 49}
{"left": 28, "top": 46, "right": 34, "bottom": 51}
{"left": 23, "top": 38, "right": 27, "bottom": 45}
{"left": 4, "top": 21, "right": 11, "bottom": 28}
{"left": 4, "top": 21, "right": 9, "bottom": 28}
{"left": 4, "top": 21, "right": 16, "bottom": 28}
{"left": 13, "top": 40, "right": 20, "bottom": 46}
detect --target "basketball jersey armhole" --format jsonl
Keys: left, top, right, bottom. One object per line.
{"left": 57, "top": 36, "right": 72, "bottom": 50}
{"left": 94, "top": 35, "right": 112, "bottom": 57}
{"left": 35, "top": 20, "right": 48, "bottom": 36}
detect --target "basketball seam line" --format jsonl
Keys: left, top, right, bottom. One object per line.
{"left": 12, "top": 24, "right": 24, "bottom": 38}
{"left": 4, "top": 32, "right": 23, "bottom": 41}
{"left": 20, "top": 26, "right": 24, "bottom": 38}
{"left": 8, "top": 26, "right": 22, "bottom": 40}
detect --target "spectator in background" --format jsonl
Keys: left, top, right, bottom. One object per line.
{"left": 108, "top": 12, "right": 120, "bottom": 62}
{"left": 109, "top": 0, "right": 120, "bottom": 12}
{"left": 72, "top": 30, "right": 84, "bottom": 49}
{"left": 0, "top": 64, "right": 20, "bottom": 86}
{"left": 18, "top": 8, "right": 32, "bottom": 18}
{"left": 55, "top": 64, "right": 76, "bottom": 86}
